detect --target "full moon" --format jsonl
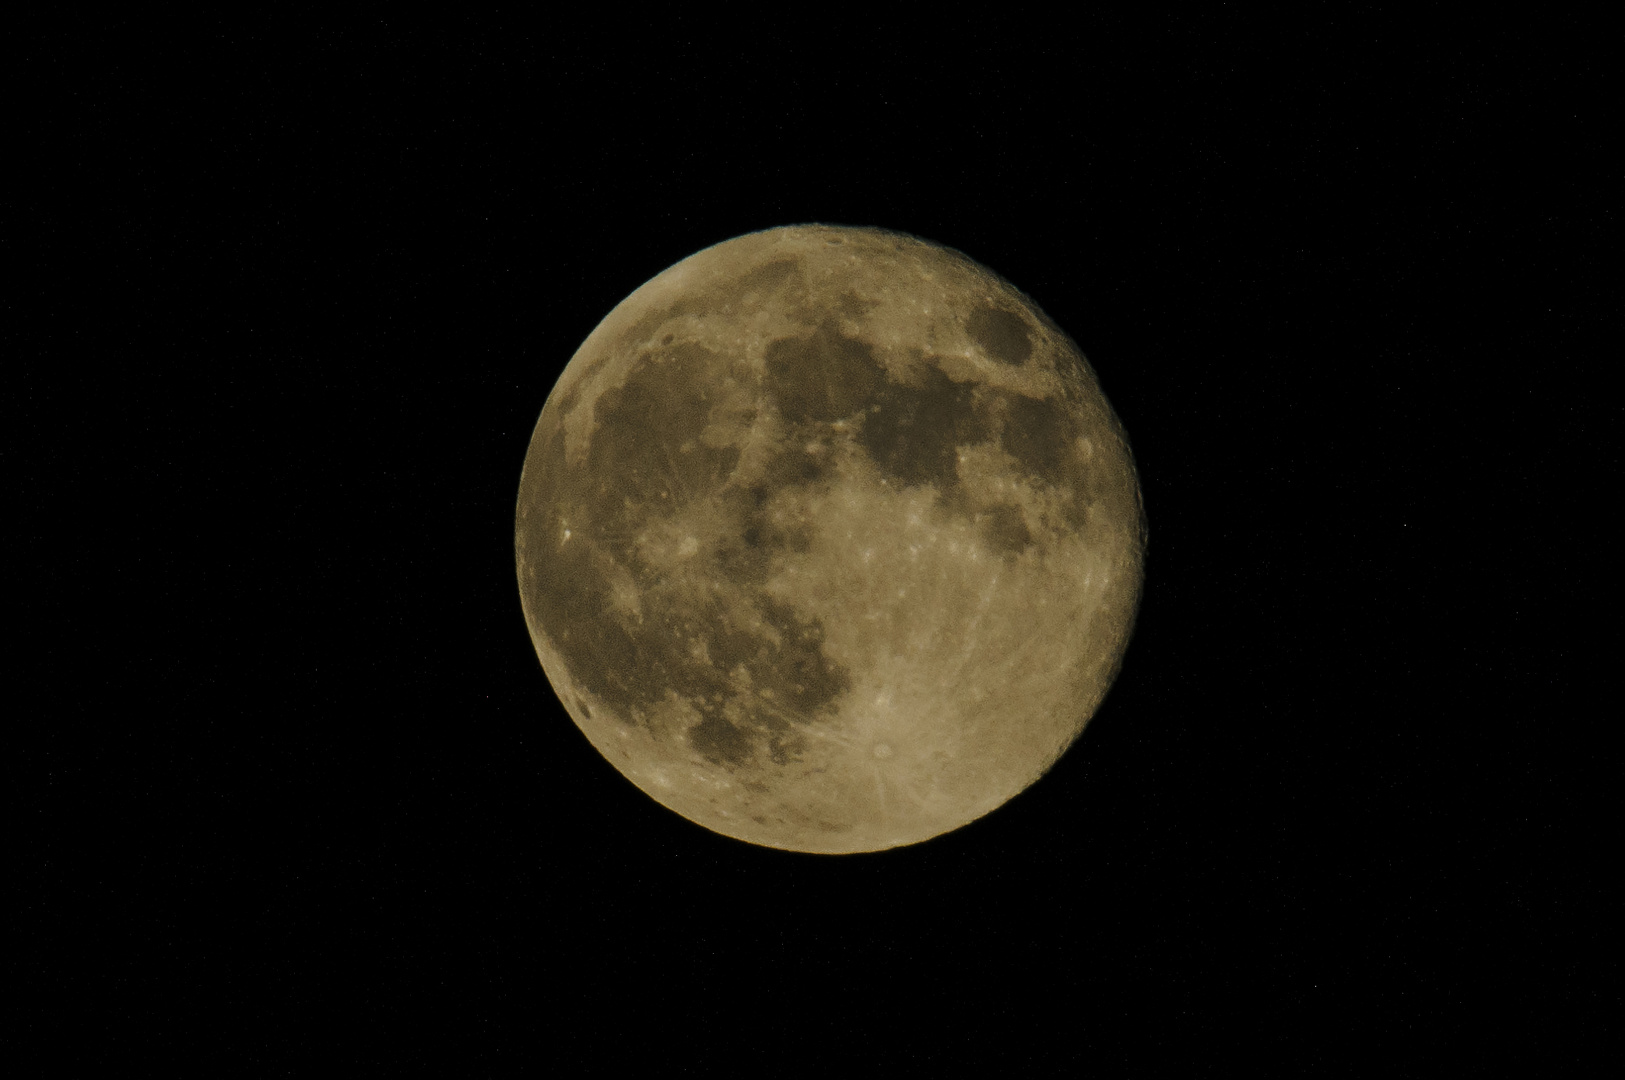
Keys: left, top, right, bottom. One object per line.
{"left": 515, "top": 225, "right": 1145, "bottom": 853}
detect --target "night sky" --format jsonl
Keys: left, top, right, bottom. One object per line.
{"left": 14, "top": 12, "right": 1612, "bottom": 1072}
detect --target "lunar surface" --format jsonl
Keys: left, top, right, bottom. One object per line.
{"left": 515, "top": 225, "right": 1145, "bottom": 853}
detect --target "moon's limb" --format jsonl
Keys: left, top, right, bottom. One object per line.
{"left": 516, "top": 224, "right": 1145, "bottom": 853}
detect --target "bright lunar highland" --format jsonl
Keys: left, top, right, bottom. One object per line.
{"left": 516, "top": 225, "right": 1145, "bottom": 853}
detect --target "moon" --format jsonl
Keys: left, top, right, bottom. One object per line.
{"left": 515, "top": 225, "right": 1145, "bottom": 853}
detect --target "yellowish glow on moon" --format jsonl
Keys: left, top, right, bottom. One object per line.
{"left": 515, "top": 225, "right": 1145, "bottom": 853}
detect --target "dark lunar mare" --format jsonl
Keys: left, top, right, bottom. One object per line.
{"left": 519, "top": 333, "right": 854, "bottom": 769}
{"left": 855, "top": 362, "right": 988, "bottom": 492}
{"left": 762, "top": 324, "right": 884, "bottom": 424}
{"left": 966, "top": 304, "right": 1034, "bottom": 365}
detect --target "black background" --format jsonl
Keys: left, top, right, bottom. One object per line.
{"left": 13, "top": 11, "right": 1613, "bottom": 1072}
